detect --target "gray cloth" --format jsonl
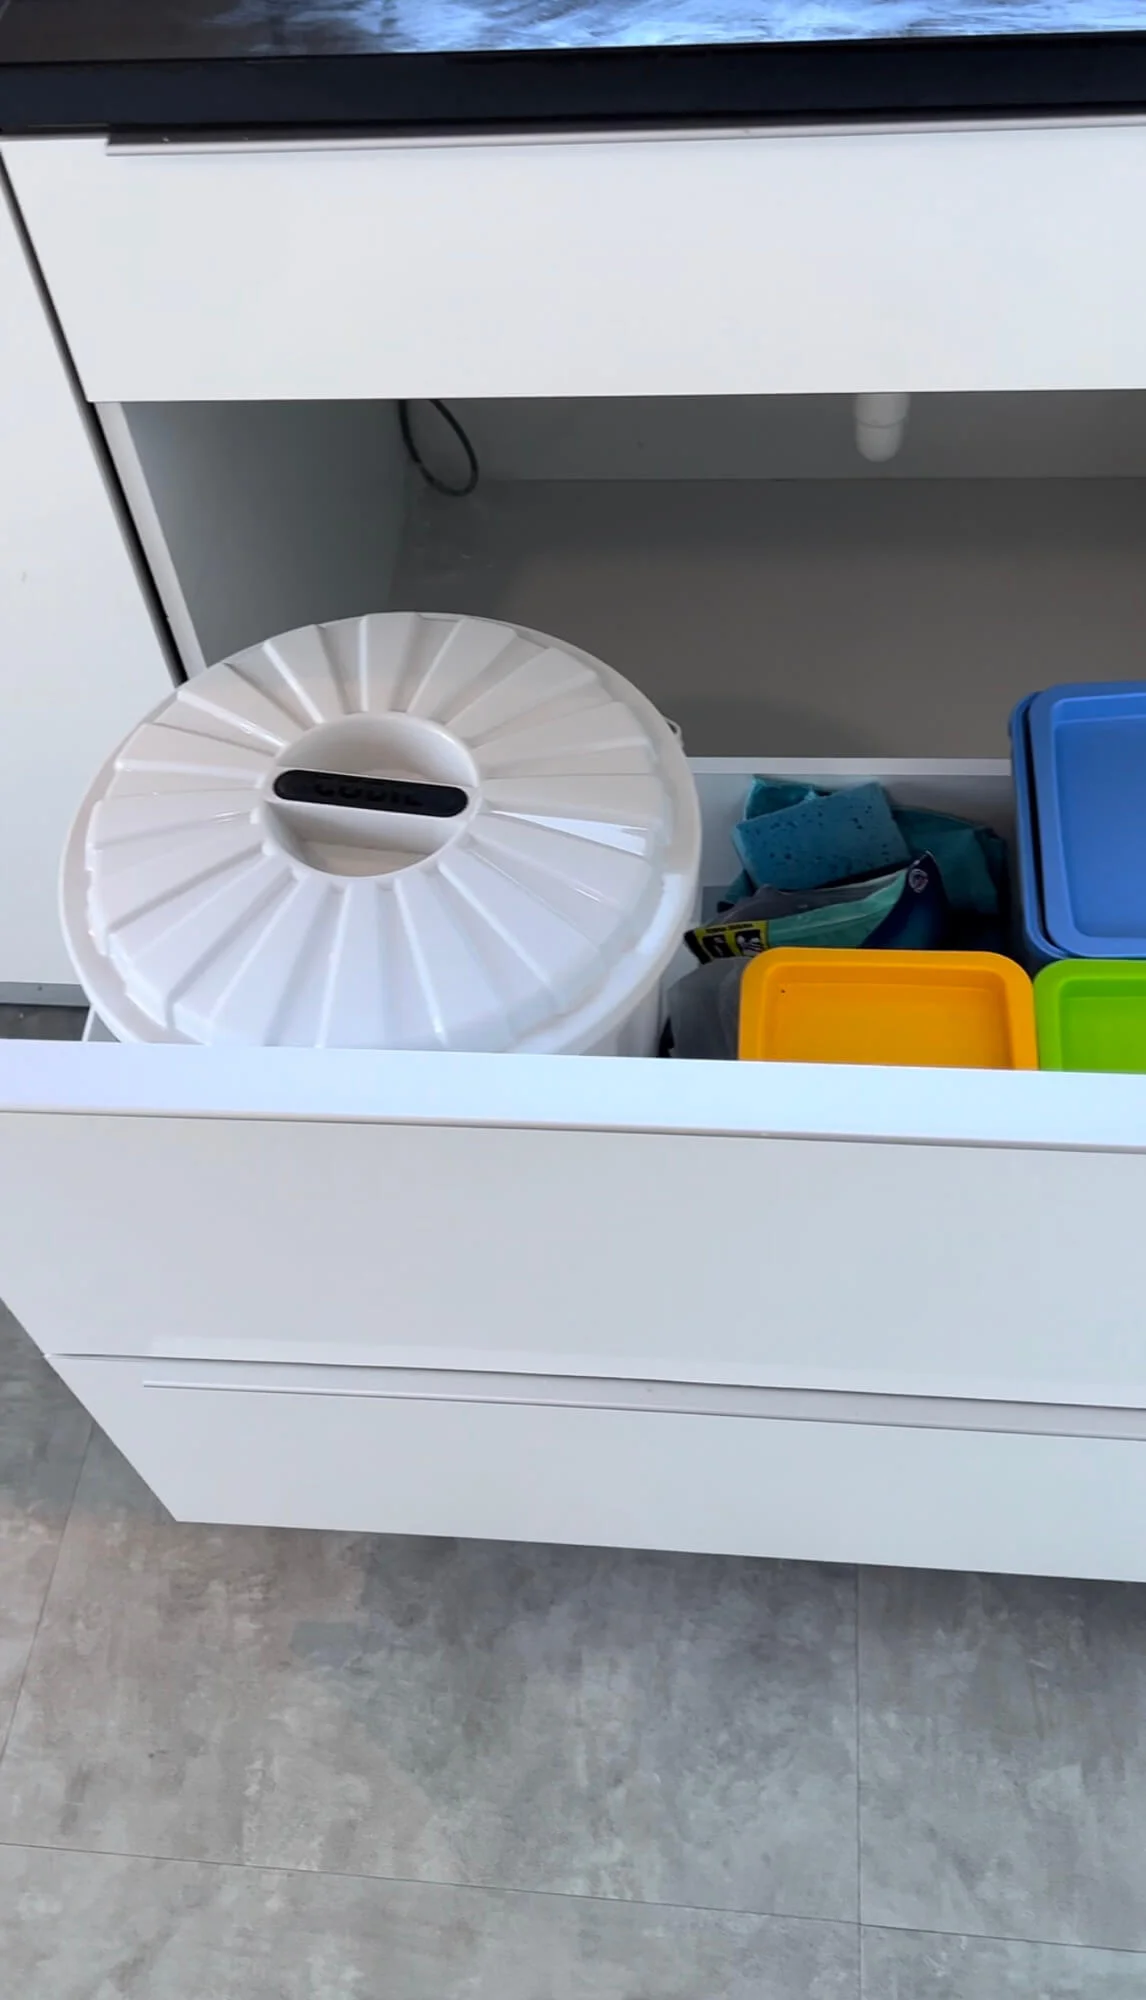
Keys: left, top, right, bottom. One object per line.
{"left": 666, "top": 957, "right": 751, "bottom": 1061}
{"left": 717, "top": 872, "right": 901, "bottom": 924}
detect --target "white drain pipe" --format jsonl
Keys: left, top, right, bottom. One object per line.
{"left": 854, "top": 392, "right": 911, "bottom": 462}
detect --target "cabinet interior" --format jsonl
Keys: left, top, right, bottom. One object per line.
{"left": 109, "top": 389, "right": 1146, "bottom": 764}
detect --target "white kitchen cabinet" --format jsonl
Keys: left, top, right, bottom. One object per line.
{"left": 0, "top": 170, "right": 174, "bottom": 988}
{"left": 3, "top": 124, "right": 1146, "bottom": 1578}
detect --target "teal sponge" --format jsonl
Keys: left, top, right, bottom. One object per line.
{"left": 732, "top": 782, "right": 909, "bottom": 893}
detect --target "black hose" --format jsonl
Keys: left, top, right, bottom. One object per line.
{"left": 397, "top": 399, "right": 480, "bottom": 498}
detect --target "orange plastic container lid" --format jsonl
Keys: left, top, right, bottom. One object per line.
{"left": 738, "top": 949, "right": 1037, "bottom": 1069}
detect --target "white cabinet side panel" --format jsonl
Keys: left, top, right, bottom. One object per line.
{"left": 112, "top": 400, "right": 410, "bottom": 669}
{"left": 4, "top": 1108, "right": 1146, "bottom": 1409}
{"left": 6, "top": 126, "right": 1146, "bottom": 401}
{"left": 0, "top": 175, "right": 172, "bottom": 983}
{"left": 53, "top": 1356, "right": 1146, "bottom": 1581}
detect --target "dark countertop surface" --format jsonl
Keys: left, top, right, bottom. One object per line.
{"left": 1, "top": 0, "right": 1145, "bottom": 135}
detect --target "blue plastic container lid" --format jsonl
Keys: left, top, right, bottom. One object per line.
{"left": 1009, "top": 696, "right": 1063, "bottom": 969}
{"left": 1027, "top": 681, "right": 1146, "bottom": 959}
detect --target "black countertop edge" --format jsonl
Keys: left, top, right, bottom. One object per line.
{"left": 3, "top": 37, "right": 1146, "bottom": 139}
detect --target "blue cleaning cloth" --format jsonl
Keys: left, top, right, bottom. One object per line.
{"left": 732, "top": 781, "right": 910, "bottom": 894}
{"left": 892, "top": 808, "right": 1005, "bottom": 918}
{"left": 720, "top": 779, "right": 817, "bottom": 906}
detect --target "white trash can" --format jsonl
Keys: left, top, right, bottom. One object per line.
{"left": 62, "top": 611, "right": 700, "bottom": 1053}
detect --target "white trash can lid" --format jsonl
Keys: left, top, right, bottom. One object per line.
{"left": 62, "top": 612, "right": 699, "bottom": 1050}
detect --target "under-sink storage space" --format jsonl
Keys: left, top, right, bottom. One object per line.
{"left": 43, "top": 387, "right": 1146, "bottom": 1079}
{"left": 14, "top": 377, "right": 1146, "bottom": 1004}
{"left": 101, "top": 388, "right": 1146, "bottom": 760}
{"left": 26, "top": 382, "right": 1146, "bottom": 1081}
{"left": 67, "top": 384, "right": 1146, "bottom": 1059}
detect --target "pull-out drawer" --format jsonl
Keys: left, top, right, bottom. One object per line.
{"left": 7, "top": 123, "right": 1146, "bottom": 403}
{"left": 3, "top": 757, "right": 1146, "bottom": 1576}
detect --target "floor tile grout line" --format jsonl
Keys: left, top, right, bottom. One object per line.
{"left": 859, "top": 1919, "right": 1146, "bottom": 1960}
{"left": 0, "top": 1834, "right": 863, "bottom": 1930}
{"left": 60, "top": 1416, "right": 95, "bottom": 1539}
{"left": 0, "top": 1417, "right": 92, "bottom": 1774}
{"left": 5, "top": 1826, "right": 1144, "bottom": 1964}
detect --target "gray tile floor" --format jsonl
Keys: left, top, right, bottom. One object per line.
{"left": 2, "top": 1009, "right": 1146, "bottom": 1995}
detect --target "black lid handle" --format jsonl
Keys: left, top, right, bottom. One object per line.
{"left": 273, "top": 770, "right": 469, "bottom": 818}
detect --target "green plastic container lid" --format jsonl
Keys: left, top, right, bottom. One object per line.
{"left": 1035, "top": 960, "right": 1146, "bottom": 1073}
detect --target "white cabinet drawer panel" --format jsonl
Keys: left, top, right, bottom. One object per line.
{"left": 53, "top": 1354, "right": 1146, "bottom": 1581}
{"left": 6, "top": 124, "right": 1146, "bottom": 403}
{"left": 2, "top": 1089, "right": 1146, "bottom": 1408}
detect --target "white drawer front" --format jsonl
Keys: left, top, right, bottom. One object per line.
{"left": 3, "top": 1101, "right": 1146, "bottom": 1410}
{"left": 54, "top": 1354, "right": 1146, "bottom": 1580}
{"left": 7, "top": 125, "right": 1146, "bottom": 402}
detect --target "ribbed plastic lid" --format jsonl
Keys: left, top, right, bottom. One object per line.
{"left": 63, "top": 612, "right": 699, "bottom": 1050}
